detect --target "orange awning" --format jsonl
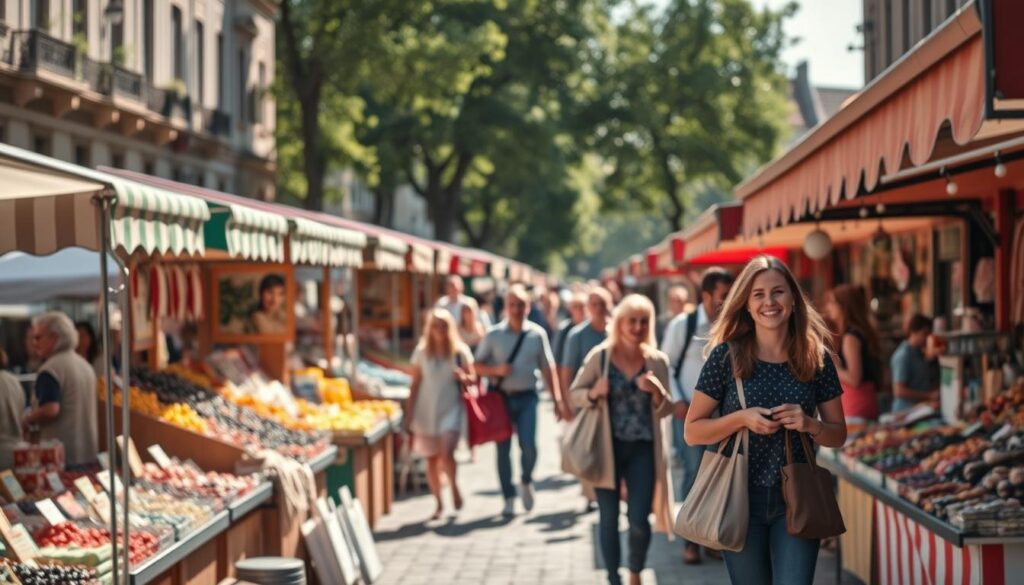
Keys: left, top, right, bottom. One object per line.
{"left": 737, "top": 6, "right": 1024, "bottom": 239}
{"left": 679, "top": 203, "right": 744, "bottom": 262}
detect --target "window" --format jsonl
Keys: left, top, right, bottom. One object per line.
{"left": 74, "top": 144, "right": 89, "bottom": 166}
{"left": 902, "top": 0, "right": 912, "bottom": 53}
{"left": 111, "top": 152, "right": 124, "bottom": 169}
{"left": 172, "top": 7, "right": 184, "bottom": 81}
{"left": 923, "top": 0, "right": 932, "bottom": 34}
{"left": 112, "top": 21, "right": 124, "bottom": 64}
{"left": 144, "top": 160, "right": 155, "bottom": 176}
{"left": 196, "top": 21, "right": 205, "bottom": 105}
{"left": 73, "top": 0, "right": 88, "bottom": 40}
{"left": 144, "top": 0, "right": 154, "bottom": 79}
{"left": 238, "top": 48, "right": 248, "bottom": 123}
{"left": 33, "top": 135, "right": 49, "bottom": 156}
{"left": 255, "top": 61, "right": 266, "bottom": 124}
{"left": 216, "top": 34, "right": 224, "bottom": 109}
{"left": 35, "top": 0, "right": 50, "bottom": 31}
{"left": 884, "top": 0, "right": 893, "bottom": 66}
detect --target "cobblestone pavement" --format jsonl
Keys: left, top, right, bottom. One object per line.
{"left": 373, "top": 396, "right": 861, "bottom": 585}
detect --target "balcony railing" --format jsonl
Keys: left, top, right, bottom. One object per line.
{"left": 11, "top": 30, "right": 76, "bottom": 79}
{"left": 202, "top": 108, "right": 232, "bottom": 137}
{"left": 145, "top": 82, "right": 192, "bottom": 121}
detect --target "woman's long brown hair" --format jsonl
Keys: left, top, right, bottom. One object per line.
{"left": 829, "top": 283, "right": 881, "bottom": 365}
{"left": 706, "top": 256, "right": 832, "bottom": 382}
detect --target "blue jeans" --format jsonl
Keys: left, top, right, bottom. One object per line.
{"left": 722, "top": 485, "right": 820, "bottom": 585}
{"left": 496, "top": 391, "right": 539, "bottom": 499}
{"left": 675, "top": 419, "right": 704, "bottom": 546}
{"left": 596, "top": 439, "right": 655, "bottom": 583}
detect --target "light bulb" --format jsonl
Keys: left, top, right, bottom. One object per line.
{"left": 995, "top": 162, "right": 1007, "bottom": 178}
{"left": 875, "top": 202, "right": 886, "bottom": 214}
{"left": 859, "top": 206, "right": 869, "bottom": 219}
{"left": 946, "top": 180, "right": 958, "bottom": 196}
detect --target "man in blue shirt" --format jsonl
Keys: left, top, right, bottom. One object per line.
{"left": 891, "top": 314, "right": 940, "bottom": 412}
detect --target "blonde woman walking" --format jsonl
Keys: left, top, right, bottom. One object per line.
{"left": 405, "top": 309, "right": 475, "bottom": 519}
{"left": 569, "top": 294, "right": 674, "bottom": 585}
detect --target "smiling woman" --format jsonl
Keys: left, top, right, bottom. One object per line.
{"left": 682, "top": 256, "right": 848, "bottom": 585}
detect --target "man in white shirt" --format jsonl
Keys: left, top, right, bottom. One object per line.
{"left": 437, "top": 275, "right": 493, "bottom": 329}
{"left": 660, "top": 267, "right": 733, "bottom": 565}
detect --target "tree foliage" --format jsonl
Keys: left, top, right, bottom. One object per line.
{"left": 581, "top": 0, "right": 794, "bottom": 231}
{"left": 275, "top": 0, "right": 797, "bottom": 271}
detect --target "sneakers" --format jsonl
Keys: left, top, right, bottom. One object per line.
{"left": 502, "top": 497, "right": 515, "bottom": 517}
{"left": 520, "top": 482, "right": 535, "bottom": 512}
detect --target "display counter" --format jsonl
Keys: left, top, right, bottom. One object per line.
{"left": 328, "top": 420, "right": 393, "bottom": 528}
{"left": 820, "top": 451, "right": 1024, "bottom": 584}
{"left": 131, "top": 511, "right": 230, "bottom": 585}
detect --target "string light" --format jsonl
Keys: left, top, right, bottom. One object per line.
{"left": 942, "top": 166, "right": 958, "bottom": 196}
{"left": 994, "top": 151, "right": 1007, "bottom": 178}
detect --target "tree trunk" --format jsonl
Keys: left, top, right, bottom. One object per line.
{"left": 373, "top": 187, "right": 394, "bottom": 227}
{"left": 301, "top": 99, "right": 325, "bottom": 210}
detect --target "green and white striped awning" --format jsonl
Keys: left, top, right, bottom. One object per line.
{"left": 0, "top": 143, "right": 208, "bottom": 257}
{"left": 408, "top": 241, "right": 434, "bottom": 274}
{"left": 289, "top": 217, "right": 367, "bottom": 268}
{"left": 365, "top": 233, "right": 408, "bottom": 272}
{"left": 206, "top": 203, "right": 289, "bottom": 262}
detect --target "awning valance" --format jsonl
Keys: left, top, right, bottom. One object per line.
{"left": 0, "top": 145, "right": 208, "bottom": 257}
{"left": 289, "top": 217, "right": 367, "bottom": 268}
{"left": 407, "top": 242, "right": 434, "bottom": 274}
{"left": 366, "top": 234, "right": 408, "bottom": 272}
{"left": 680, "top": 203, "right": 744, "bottom": 262}
{"left": 210, "top": 202, "right": 289, "bottom": 262}
{"left": 736, "top": 6, "right": 1017, "bottom": 239}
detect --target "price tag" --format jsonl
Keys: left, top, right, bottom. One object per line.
{"left": 97, "top": 451, "right": 111, "bottom": 470}
{"left": 35, "top": 498, "right": 66, "bottom": 526}
{"left": 116, "top": 435, "right": 145, "bottom": 478}
{"left": 5, "top": 523, "right": 39, "bottom": 563}
{"left": 95, "top": 473, "right": 123, "bottom": 495}
{"left": 74, "top": 476, "right": 98, "bottom": 501}
{"left": 992, "top": 423, "right": 1014, "bottom": 442}
{"left": 45, "top": 472, "right": 65, "bottom": 493}
{"left": 0, "top": 470, "right": 25, "bottom": 501}
{"left": 92, "top": 492, "right": 112, "bottom": 524}
{"left": 148, "top": 444, "right": 172, "bottom": 469}
{"left": 960, "top": 422, "right": 984, "bottom": 438}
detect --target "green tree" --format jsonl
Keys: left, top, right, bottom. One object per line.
{"left": 583, "top": 0, "right": 794, "bottom": 230}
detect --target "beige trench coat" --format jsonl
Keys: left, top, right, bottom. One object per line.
{"left": 569, "top": 341, "right": 675, "bottom": 537}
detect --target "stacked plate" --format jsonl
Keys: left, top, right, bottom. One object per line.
{"left": 235, "top": 557, "right": 307, "bottom": 585}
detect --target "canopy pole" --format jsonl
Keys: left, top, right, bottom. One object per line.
{"left": 113, "top": 255, "right": 131, "bottom": 585}
{"left": 93, "top": 190, "right": 120, "bottom": 585}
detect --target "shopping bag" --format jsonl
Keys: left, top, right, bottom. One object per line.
{"left": 463, "top": 385, "right": 513, "bottom": 446}
{"left": 672, "top": 376, "right": 750, "bottom": 552}
{"left": 560, "top": 405, "right": 606, "bottom": 482}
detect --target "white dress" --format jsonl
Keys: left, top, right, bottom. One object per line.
{"left": 410, "top": 344, "right": 472, "bottom": 457}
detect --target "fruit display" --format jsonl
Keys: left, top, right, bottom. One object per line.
{"left": 138, "top": 461, "right": 259, "bottom": 504}
{"left": 4, "top": 562, "right": 98, "bottom": 585}
{"left": 101, "top": 369, "right": 329, "bottom": 460}
{"left": 33, "top": 520, "right": 159, "bottom": 567}
{"left": 839, "top": 378, "right": 1024, "bottom": 536}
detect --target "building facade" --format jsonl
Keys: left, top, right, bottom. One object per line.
{"left": 0, "top": 0, "right": 276, "bottom": 199}
{"left": 861, "top": 0, "right": 971, "bottom": 82}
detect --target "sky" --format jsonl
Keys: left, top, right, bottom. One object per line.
{"left": 750, "top": 0, "right": 865, "bottom": 89}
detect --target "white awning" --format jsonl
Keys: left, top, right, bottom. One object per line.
{"left": 289, "top": 217, "right": 367, "bottom": 268}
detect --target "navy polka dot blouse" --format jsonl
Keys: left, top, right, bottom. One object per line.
{"left": 695, "top": 343, "right": 843, "bottom": 487}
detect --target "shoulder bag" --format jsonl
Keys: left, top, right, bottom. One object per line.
{"left": 560, "top": 349, "right": 610, "bottom": 482}
{"left": 672, "top": 374, "right": 750, "bottom": 551}
{"left": 781, "top": 430, "right": 846, "bottom": 539}
{"left": 463, "top": 332, "right": 527, "bottom": 446}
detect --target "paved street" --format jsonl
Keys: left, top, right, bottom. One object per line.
{"left": 373, "top": 396, "right": 861, "bottom": 585}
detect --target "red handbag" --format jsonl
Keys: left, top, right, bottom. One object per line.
{"left": 463, "top": 383, "right": 513, "bottom": 446}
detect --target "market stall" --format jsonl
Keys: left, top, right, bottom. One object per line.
{"left": 0, "top": 143, "right": 224, "bottom": 585}
{"left": 723, "top": 3, "right": 1024, "bottom": 583}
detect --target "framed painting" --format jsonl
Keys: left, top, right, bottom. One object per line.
{"left": 209, "top": 263, "right": 295, "bottom": 344}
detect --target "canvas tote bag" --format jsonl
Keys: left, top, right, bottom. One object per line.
{"left": 672, "top": 375, "right": 750, "bottom": 552}
{"left": 781, "top": 430, "right": 846, "bottom": 539}
{"left": 560, "top": 350, "right": 611, "bottom": 483}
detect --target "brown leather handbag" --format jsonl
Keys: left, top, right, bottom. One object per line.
{"left": 780, "top": 430, "right": 846, "bottom": 539}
